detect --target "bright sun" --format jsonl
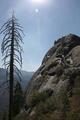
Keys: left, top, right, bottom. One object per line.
{"left": 32, "top": 0, "right": 46, "bottom": 4}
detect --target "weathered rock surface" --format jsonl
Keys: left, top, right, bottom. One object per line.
{"left": 14, "top": 34, "right": 80, "bottom": 120}
{"left": 25, "top": 34, "right": 80, "bottom": 102}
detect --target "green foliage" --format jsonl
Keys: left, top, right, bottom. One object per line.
{"left": 73, "top": 75, "right": 80, "bottom": 96}
{"left": 0, "top": 113, "right": 3, "bottom": 120}
{"left": 75, "top": 75, "right": 80, "bottom": 86}
{"left": 36, "top": 96, "right": 56, "bottom": 114}
{"left": 13, "top": 89, "right": 80, "bottom": 120}
{"left": 14, "top": 71, "right": 80, "bottom": 120}
{"left": 13, "top": 81, "right": 24, "bottom": 117}
{"left": 2, "top": 113, "right": 6, "bottom": 120}
{"left": 0, "top": 112, "right": 8, "bottom": 120}
{"left": 55, "top": 88, "right": 70, "bottom": 119}
{"left": 13, "top": 112, "right": 28, "bottom": 120}
{"left": 67, "top": 112, "right": 80, "bottom": 120}
{"left": 29, "top": 91, "right": 49, "bottom": 108}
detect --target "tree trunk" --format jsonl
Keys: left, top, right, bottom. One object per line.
{"left": 9, "top": 17, "right": 14, "bottom": 120}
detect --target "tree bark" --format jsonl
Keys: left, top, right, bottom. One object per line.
{"left": 9, "top": 17, "right": 14, "bottom": 120}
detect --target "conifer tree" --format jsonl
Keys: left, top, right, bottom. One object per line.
{"left": 13, "top": 81, "right": 24, "bottom": 117}
{"left": 0, "top": 14, "right": 23, "bottom": 120}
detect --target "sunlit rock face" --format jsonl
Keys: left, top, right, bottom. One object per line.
{"left": 26, "top": 34, "right": 80, "bottom": 101}
{"left": 13, "top": 34, "right": 80, "bottom": 120}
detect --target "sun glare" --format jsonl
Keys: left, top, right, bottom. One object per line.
{"left": 32, "top": 0, "right": 46, "bottom": 4}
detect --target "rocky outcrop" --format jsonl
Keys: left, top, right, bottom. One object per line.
{"left": 14, "top": 34, "right": 80, "bottom": 120}
{"left": 25, "top": 34, "right": 80, "bottom": 102}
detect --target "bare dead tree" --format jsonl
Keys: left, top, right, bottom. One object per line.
{"left": 0, "top": 14, "right": 23, "bottom": 120}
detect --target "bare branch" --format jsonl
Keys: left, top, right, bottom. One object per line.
{"left": 0, "top": 80, "right": 9, "bottom": 88}
{"left": 0, "top": 14, "right": 23, "bottom": 120}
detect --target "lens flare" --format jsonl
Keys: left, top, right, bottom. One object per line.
{"left": 35, "top": 8, "right": 39, "bottom": 13}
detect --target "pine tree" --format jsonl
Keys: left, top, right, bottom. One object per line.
{"left": 0, "top": 13, "right": 23, "bottom": 120}
{"left": 13, "top": 81, "right": 24, "bottom": 117}
{"left": 2, "top": 112, "right": 6, "bottom": 120}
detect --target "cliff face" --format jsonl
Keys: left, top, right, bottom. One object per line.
{"left": 26, "top": 34, "right": 80, "bottom": 98}
{"left": 15, "top": 34, "right": 80, "bottom": 120}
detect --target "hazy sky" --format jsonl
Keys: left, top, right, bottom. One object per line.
{"left": 0, "top": 0, "right": 80, "bottom": 71}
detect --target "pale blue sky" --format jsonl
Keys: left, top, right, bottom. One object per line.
{"left": 0, "top": 0, "right": 80, "bottom": 71}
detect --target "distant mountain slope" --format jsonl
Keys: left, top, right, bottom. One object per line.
{"left": 0, "top": 68, "right": 33, "bottom": 111}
